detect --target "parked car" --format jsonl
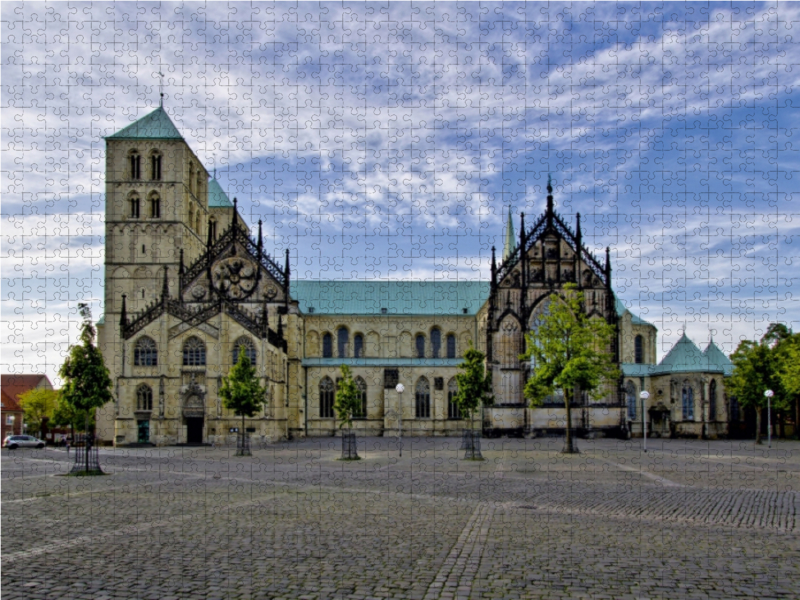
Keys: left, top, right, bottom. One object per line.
{"left": 3, "top": 435, "right": 46, "bottom": 449}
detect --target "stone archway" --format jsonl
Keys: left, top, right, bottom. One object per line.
{"left": 181, "top": 376, "right": 206, "bottom": 444}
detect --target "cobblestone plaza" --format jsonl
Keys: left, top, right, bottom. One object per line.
{"left": 3, "top": 437, "right": 799, "bottom": 599}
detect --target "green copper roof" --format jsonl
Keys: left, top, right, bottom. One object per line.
{"left": 703, "top": 341, "right": 733, "bottom": 376}
{"left": 620, "top": 363, "right": 654, "bottom": 377}
{"left": 614, "top": 299, "right": 655, "bottom": 327}
{"left": 302, "top": 358, "right": 463, "bottom": 368}
{"left": 208, "top": 177, "right": 233, "bottom": 208}
{"left": 293, "top": 281, "right": 490, "bottom": 316}
{"left": 652, "top": 333, "right": 723, "bottom": 375}
{"left": 107, "top": 107, "right": 185, "bottom": 140}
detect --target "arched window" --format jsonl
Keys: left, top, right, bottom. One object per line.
{"left": 232, "top": 336, "right": 256, "bottom": 365}
{"left": 129, "top": 193, "right": 140, "bottom": 219}
{"left": 430, "top": 328, "right": 442, "bottom": 358}
{"left": 625, "top": 380, "right": 637, "bottom": 420}
{"left": 322, "top": 333, "right": 333, "bottom": 358}
{"left": 448, "top": 378, "right": 461, "bottom": 420}
{"left": 416, "top": 334, "right": 425, "bottom": 359}
{"left": 709, "top": 380, "right": 717, "bottom": 421}
{"left": 354, "top": 376, "right": 367, "bottom": 419}
{"left": 134, "top": 336, "right": 158, "bottom": 366}
{"left": 183, "top": 336, "right": 206, "bottom": 366}
{"left": 149, "top": 192, "right": 161, "bottom": 218}
{"left": 446, "top": 334, "right": 457, "bottom": 359}
{"left": 129, "top": 150, "right": 141, "bottom": 179}
{"left": 320, "top": 377, "right": 335, "bottom": 418}
{"left": 682, "top": 380, "right": 694, "bottom": 420}
{"left": 415, "top": 377, "right": 430, "bottom": 419}
{"left": 634, "top": 335, "right": 644, "bottom": 364}
{"left": 337, "top": 327, "right": 349, "bottom": 358}
{"left": 353, "top": 334, "right": 364, "bottom": 359}
{"left": 136, "top": 384, "right": 153, "bottom": 411}
{"left": 150, "top": 151, "right": 162, "bottom": 180}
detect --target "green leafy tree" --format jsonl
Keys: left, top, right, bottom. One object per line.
{"left": 58, "top": 303, "right": 113, "bottom": 437}
{"left": 776, "top": 333, "right": 800, "bottom": 436}
{"left": 18, "top": 388, "right": 59, "bottom": 439}
{"left": 729, "top": 325, "right": 792, "bottom": 444}
{"left": 219, "top": 346, "right": 267, "bottom": 455}
{"left": 51, "top": 393, "right": 89, "bottom": 436}
{"left": 520, "top": 284, "right": 619, "bottom": 454}
{"left": 454, "top": 345, "right": 494, "bottom": 427}
{"left": 334, "top": 364, "right": 361, "bottom": 432}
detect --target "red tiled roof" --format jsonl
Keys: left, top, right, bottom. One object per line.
{"left": 1, "top": 388, "right": 23, "bottom": 413}
{"left": 1, "top": 374, "right": 52, "bottom": 406}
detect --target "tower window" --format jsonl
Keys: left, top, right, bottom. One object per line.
{"left": 446, "top": 334, "right": 456, "bottom": 359}
{"left": 634, "top": 335, "right": 644, "bottom": 364}
{"left": 142, "top": 245, "right": 146, "bottom": 255}
{"left": 149, "top": 193, "right": 161, "bottom": 218}
{"left": 431, "top": 328, "right": 441, "bottom": 358}
{"left": 129, "top": 195, "right": 140, "bottom": 219}
{"left": 150, "top": 152, "right": 162, "bottom": 180}
{"left": 353, "top": 334, "right": 364, "bottom": 358}
{"left": 129, "top": 151, "right": 141, "bottom": 179}
{"left": 416, "top": 334, "right": 425, "bottom": 359}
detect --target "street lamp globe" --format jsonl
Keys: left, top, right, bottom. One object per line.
{"left": 396, "top": 383, "right": 405, "bottom": 394}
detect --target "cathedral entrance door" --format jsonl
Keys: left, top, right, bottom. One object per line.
{"left": 137, "top": 420, "right": 150, "bottom": 443}
{"left": 186, "top": 418, "right": 204, "bottom": 444}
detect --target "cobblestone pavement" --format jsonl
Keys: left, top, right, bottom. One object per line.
{"left": 3, "top": 437, "right": 799, "bottom": 599}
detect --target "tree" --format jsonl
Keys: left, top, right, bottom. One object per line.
{"left": 454, "top": 345, "right": 494, "bottom": 459}
{"left": 51, "top": 393, "right": 89, "bottom": 438}
{"left": 728, "top": 325, "right": 793, "bottom": 444}
{"left": 333, "top": 365, "right": 361, "bottom": 431}
{"left": 776, "top": 333, "right": 800, "bottom": 437}
{"left": 219, "top": 346, "right": 267, "bottom": 456}
{"left": 520, "top": 285, "right": 619, "bottom": 454}
{"left": 18, "top": 388, "right": 59, "bottom": 439}
{"left": 58, "top": 303, "right": 113, "bottom": 436}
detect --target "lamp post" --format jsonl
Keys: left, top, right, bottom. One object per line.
{"left": 395, "top": 383, "right": 405, "bottom": 457}
{"left": 764, "top": 389, "right": 774, "bottom": 449}
{"left": 640, "top": 390, "right": 650, "bottom": 452}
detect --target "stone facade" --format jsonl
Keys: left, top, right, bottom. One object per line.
{"left": 96, "top": 107, "right": 735, "bottom": 445}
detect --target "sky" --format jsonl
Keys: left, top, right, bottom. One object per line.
{"left": 2, "top": 1, "right": 799, "bottom": 384}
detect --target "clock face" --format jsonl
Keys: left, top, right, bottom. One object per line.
{"left": 211, "top": 256, "right": 260, "bottom": 300}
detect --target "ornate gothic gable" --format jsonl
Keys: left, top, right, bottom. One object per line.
{"left": 119, "top": 209, "right": 288, "bottom": 350}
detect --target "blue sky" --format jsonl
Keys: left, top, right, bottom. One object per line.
{"left": 2, "top": 1, "right": 798, "bottom": 383}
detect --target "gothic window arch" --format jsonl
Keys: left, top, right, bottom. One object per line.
{"left": 149, "top": 191, "right": 161, "bottom": 218}
{"left": 415, "top": 377, "right": 431, "bottom": 419}
{"left": 447, "top": 378, "right": 461, "bottom": 420}
{"left": 498, "top": 315, "right": 521, "bottom": 369}
{"left": 682, "top": 380, "right": 694, "bottom": 420}
{"left": 416, "top": 334, "right": 425, "bottom": 359}
{"left": 232, "top": 336, "right": 256, "bottom": 365}
{"left": 129, "top": 192, "right": 140, "bottom": 219}
{"left": 709, "top": 379, "right": 717, "bottom": 421}
{"left": 625, "top": 380, "right": 637, "bottom": 420}
{"left": 446, "top": 334, "right": 457, "bottom": 359}
{"left": 183, "top": 336, "right": 206, "bottom": 366}
{"left": 430, "top": 328, "right": 442, "bottom": 358}
{"left": 634, "top": 335, "right": 644, "bottom": 364}
{"left": 129, "top": 149, "right": 141, "bottom": 180}
{"left": 337, "top": 327, "right": 349, "bottom": 358}
{"left": 149, "top": 150, "right": 162, "bottom": 180}
{"left": 322, "top": 333, "right": 333, "bottom": 358}
{"left": 319, "top": 377, "right": 335, "bottom": 418}
{"left": 353, "top": 333, "right": 364, "bottom": 358}
{"left": 134, "top": 336, "right": 158, "bottom": 366}
{"left": 354, "top": 376, "right": 367, "bottom": 419}
{"left": 136, "top": 384, "right": 153, "bottom": 411}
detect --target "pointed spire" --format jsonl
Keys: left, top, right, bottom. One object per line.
{"left": 262, "top": 295, "right": 269, "bottom": 337}
{"left": 179, "top": 249, "right": 185, "bottom": 276}
{"left": 605, "top": 246, "right": 612, "bottom": 286}
{"left": 161, "top": 266, "right": 169, "bottom": 301}
{"left": 576, "top": 212, "right": 582, "bottom": 240}
{"left": 491, "top": 246, "right": 497, "bottom": 286}
{"left": 232, "top": 197, "right": 238, "bottom": 227}
{"left": 547, "top": 174, "right": 554, "bottom": 213}
{"left": 503, "top": 206, "right": 516, "bottom": 261}
{"left": 519, "top": 212, "right": 525, "bottom": 250}
{"left": 284, "top": 248, "right": 291, "bottom": 279}
{"left": 257, "top": 220, "right": 263, "bottom": 256}
{"left": 206, "top": 219, "right": 213, "bottom": 248}
{"left": 120, "top": 294, "right": 128, "bottom": 331}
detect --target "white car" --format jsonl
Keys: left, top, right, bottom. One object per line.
{"left": 3, "top": 435, "right": 46, "bottom": 449}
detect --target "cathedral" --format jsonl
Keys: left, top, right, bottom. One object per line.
{"left": 95, "top": 106, "right": 735, "bottom": 446}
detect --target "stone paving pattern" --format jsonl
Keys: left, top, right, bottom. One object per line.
{"left": 3, "top": 438, "right": 799, "bottom": 599}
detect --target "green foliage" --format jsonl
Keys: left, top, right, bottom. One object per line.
{"left": 18, "top": 388, "right": 59, "bottom": 438}
{"left": 58, "top": 304, "right": 113, "bottom": 420}
{"left": 454, "top": 345, "right": 493, "bottom": 420}
{"left": 334, "top": 365, "right": 361, "bottom": 430}
{"left": 219, "top": 347, "right": 268, "bottom": 420}
{"left": 777, "top": 334, "right": 800, "bottom": 399}
{"left": 520, "top": 285, "right": 619, "bottom": 407}
{"left": 51, "top": 394, "right": 90, "bottom": 432}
